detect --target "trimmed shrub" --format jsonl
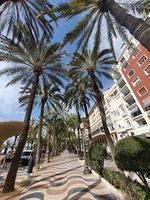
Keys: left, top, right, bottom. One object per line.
{"left": 103, "top": 169, "right": 150, "bottom": 200}
{"left": 88, "top": 144, "right": 107, "bottom": 175}
{"left": 115, "top": 136, "right": 150, "bottom": 187}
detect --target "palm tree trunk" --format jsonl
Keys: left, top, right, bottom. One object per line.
{"left": 76, "top": 106, "right": 81, "bottom": 153}
{"left": 35, "top": 98, "right": 46, "bottom": 170}
{"left": 3, "top": 72, "right": 39, "bottom": 193}
{"left": 88, "top": 70, "right": 115, "bottom": 158}
{"left": 83, "top": 97, "right": 92, "bottom": 146}
{"left": 103, "top": 0, "right": 150, "bottom": 51}
{"left": 45, "top": 131, "right": 51, "bottom": 163}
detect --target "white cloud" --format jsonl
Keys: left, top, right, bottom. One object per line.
{"left": 0, "top": 63, "right": 24, "bottom": 121}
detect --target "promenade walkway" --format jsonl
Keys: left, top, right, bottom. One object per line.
{"left": 1, "top": 150, "right": 124, "bottom": 200}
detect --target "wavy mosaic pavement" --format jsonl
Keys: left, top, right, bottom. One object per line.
{"left": 3, "top": 151, "right": 123, "bottom": 200}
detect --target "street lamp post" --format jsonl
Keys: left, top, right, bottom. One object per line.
{"left": 80, "top": 122, "right": 92, "bottom": 174}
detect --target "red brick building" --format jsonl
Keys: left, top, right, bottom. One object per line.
{"left": 120, "top": 43, "right": 150, "bottom": 114}
{"left": 113, "top": 36, "right": 150, "bottom": 131}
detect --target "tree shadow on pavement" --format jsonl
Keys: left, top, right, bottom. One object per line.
{"left": 63, "top": 180, "right": 117, "bottom": 200}
{"left": 19, "top": 192, "right": 44, "bottom": 200}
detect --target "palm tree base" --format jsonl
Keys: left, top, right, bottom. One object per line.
{"left": 83, "top": 166, "right": 92, "bottom": 174}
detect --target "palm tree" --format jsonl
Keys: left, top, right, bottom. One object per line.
{"left": 66, "top": 113, "right": 80, "bottom": 152}
{"left": 69, "top": 48, "right": 116, "bottom": 159}
{"left": 43, "top": 114, "right": 54, "bottom": 163}
{"left": 58, "top": 0, "right": 150, "bottom": 52}
{"left": 65, "top": 81, "right": 93, "bottom": 147}
{"left": 0, "top": 0, "right": 56, "bottom": 38}
{"left": 35, "top": 85, "right": 63, "bottom": 169}
{"left": 26, "top": 119, "right": 38, "bottom": 150}
{"left": 20, "top": 83, "right": 64, "bottom": 170}
{"left": 64, "top": 84, "right": 82, "bottom": 153}
{"left": 0, "top": 25, "right": 66, "bottom": 193}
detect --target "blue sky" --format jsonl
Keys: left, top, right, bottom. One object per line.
{"left": 0, "top": 0, "right": 123, "bottom": 121}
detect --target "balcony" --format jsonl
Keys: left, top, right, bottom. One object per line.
{"left": 131, "top": 109, "right": 141, "bottom": 117}
{"left": 120, "top": 85, "right": 129, "bottom": 95}
{"left": 123, "top": 88, "right": 132, "bottom": 99}
{"left": 113, "top": 72, "right": 122, "bottom": 81}
{"left": 124, "top": 92, "right": 132, "bottom": 100}
{"left": 134, "top": 124, "right": 150, "bottom": 136}
{"left": 118, "top": 80, "right": 126, "bottom": 89}
{"left": 128, "top": 102, "right": 137, "bottom": 110}
{"left": 131, "top": 109, "right": 143, "bottom": 121}
{"left": 145, "top": 105, "right": 150, "bottom": 111}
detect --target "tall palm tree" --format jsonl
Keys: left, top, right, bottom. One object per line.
{"left": 43, "top": 114, "right": 55, "bottom": 163}
{"left": 20, "top": 83, "right": 64, "bottom": 169}
{"left": 58, "top": 0, "right": 150, "bottom": 53}
{"left": 0, "top": 25, "right": 66, "bottom": 193}
{"left": 35, "top": 85, "right": 63, "bottom": 169}
{"left": 66, "top": 113, "right": 80, "bottom": 153}
{"left": 64, "top": 84, "right": 82, "bottom": 153}
{"left": 26, "top": 119, "right": 38, "bottom": 150}
{"left": 65, "top": 81, "right": 93, "bottom": 147}
{"left": 69, "top": 48, "right": 116, "bottom": 159}
{"left": 0, "top": 0, "right": 56, "bottom": 38}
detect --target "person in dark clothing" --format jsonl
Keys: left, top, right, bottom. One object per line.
{"left": 27, "top": 153, "right": 35, "bottom": 178}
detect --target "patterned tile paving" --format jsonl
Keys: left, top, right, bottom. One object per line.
{"left": 1, "top": 151, "right": 123, "bottom": 200}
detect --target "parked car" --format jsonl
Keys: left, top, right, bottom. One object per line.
{"left": 20, "top": 150, "right": 33, "bottom": 166}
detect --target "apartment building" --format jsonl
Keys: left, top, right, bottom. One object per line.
{"left": 88, "top": 39, "right": 150, "bottom": 143}
{"left": 104, "top": 85, "right": 135, "bottom": 141}
{"left": 88, "top": 84, "right": 137, "bottom": 144}
{"left": 112, "top": 38, "right": 150, "bottom": 135}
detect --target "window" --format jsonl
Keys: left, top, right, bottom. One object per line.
{"left": 123, "top": 62, "right": 129, "bottom": 71}
{"left": 128, "top": 70, "right": 135, "bottom": 78}
{"left": 126, "top": 120, "right": 131, "bottom": 127}
{"left": 131, "top": 132, "right": 135, "bottom": 136}
{"left": 132, "top": 77, "right": 140, "bottom": 86}
{"left": 128, "top": 43, "right": 140, "bottom": 58}
{"left": 144, "top": 65, "right": 150, "bottom": 75}
{"left": 143, "top": 97, "right": 150, "bottom": 111}
{"left": 120, "top": 57, "right": 125, "bottom": 63}
{"left": 138, "top": 87, "right": 148, "bottom": 96}
{"left": 120, "top": 106, "right": 125, "bottom": 112}
{"left": 138, "top": 55, "right": 148, "bottom": 66}
{"left": 137, "top": 119, "right": 147, "bottom": 126}
{"left": 128, "top": 43, "right": 134, "bottom": 51}
{"left": 132, "top": 48, "right": 140, "bottom": 58}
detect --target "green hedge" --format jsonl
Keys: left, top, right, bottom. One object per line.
{"left": 103, "top": 169, "right": 150, "bottom": 200}
{"left": 87, "top": 144, "right": 107, "bottom": 175}
{"left": 115, "top": 136, "right": 150, "bottom": 187}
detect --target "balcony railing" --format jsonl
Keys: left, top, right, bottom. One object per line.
{"left": 127, "top": 100, "right": 136, "bottom": 106}
{"left": 118, "top": 80, "right": 126, "bottom": 89}
{"left": 145, "top": 105, "right": 150, "bottom": 111}
{"left": 131, "top": 110, "right": 142, "bottom": 118}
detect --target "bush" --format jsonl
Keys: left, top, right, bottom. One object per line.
{"left": 103, "top": 169, "right": 150, "bottom": 200}
{"left": 115, "top": 136, "right": 150, "bottom": 187}
{"left": 87, "top": 144, "right": 107, "bottom": 175}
